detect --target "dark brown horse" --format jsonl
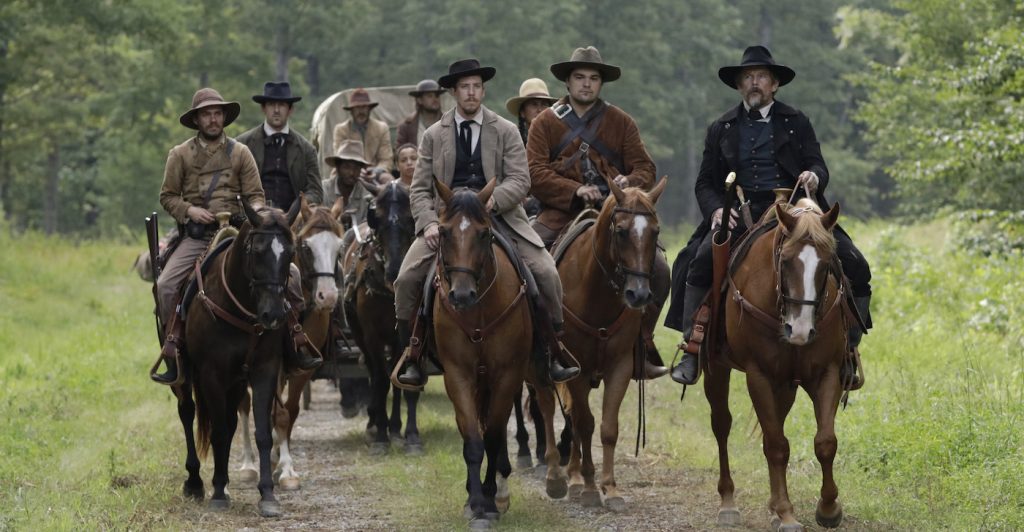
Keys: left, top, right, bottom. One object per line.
{"left": 237, "top": 194, "right": 345, "bottom": 489}
{"left": 342, "top": 179, "right": 422, "bottom": 455}
{"left": 431, "top": 178, "right": 533, "bottom": 528}
{"left": 540, "top": 176, "right": 667, "bottom": 511}
{"left": 705, "top": 198, "right": 847, "bottom": 530}
{"left": 174, "top": 202, "right": 298, "bottom": 517}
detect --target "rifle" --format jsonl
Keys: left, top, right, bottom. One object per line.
{"left": 145, "top": 212, "right": 164, "bottom": 343}
{"left": 706, "top": 172, "right": 737, "bottom": 358}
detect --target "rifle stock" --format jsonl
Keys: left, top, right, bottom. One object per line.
{"left": 146, "top": 213, "right": 164, "bottom": 341}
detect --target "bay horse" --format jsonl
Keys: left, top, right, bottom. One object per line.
{"left": 237, "top": 194, "right": 345, "bottom": 490}
{"left": 342, "top": 179, "right": 422, "bottom": 455}
{"left": 705, "top": 198, "right": 847, "bottom": 530}
{"left": 541, "top": 176, "right": 667, "bottom": 511}
{"left": 431, "top": 178, "right": 533, "bottom": 528}
{"left": 174, "top": 202, "right": 298, "bottom": 517}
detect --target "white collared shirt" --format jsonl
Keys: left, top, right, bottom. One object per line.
{"left": 453, "top": 109, "right": 482, "bottom": 151}
{"left": 742, "top": 101, "right": 774, "bottom": 122}
{"left": 263, "top": 122, "right": 290, "bottom": 137}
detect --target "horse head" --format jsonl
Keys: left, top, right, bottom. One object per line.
{"left": 774, "top": 200, "right": 841, "bottom": 345}
{"left": 242, "top": 200, "right": 299, "bottom": 330}
{"left": 293, "top": 194, "right": 345, "bottom": 310}
{"left": 435, "top": 177, "right": 497, "bottom": 312}
{"left": 364, "top": 178, "right": 415, "bottom": 287}
{"left": 597, "top": 175, "right": 667, "bottom": 309}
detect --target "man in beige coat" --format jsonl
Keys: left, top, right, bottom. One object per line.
{"left": 393, "top": 59, "right": 579, "bottom": 387}
{"left": 332, "top": 88, "right": 393, "bottom": 177}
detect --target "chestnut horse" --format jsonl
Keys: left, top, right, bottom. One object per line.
{"left": 538, "top": 177, "right": 667, "bottom": 511}
{"left": 705, "top": 199, "right": 847, "bottom": 531}
{"left": 237, "top": 195, "right": 345, "bottom": 490}
{"left": 342, "top": 179, "right": 422, "bottom": 455}
{"left": 175, "top": 203, "right": 298, "bottom": 517}
{"left": 431, "top": 178, "right": 533, "bottom": 527}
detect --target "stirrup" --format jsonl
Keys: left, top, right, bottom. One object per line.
{"left": 841, "top": 347, "right": 864, "bottom": 391}
{"left": 150, "top": 336, "right": 184, "bottom": 386}
{"left": 390, "top": 346, "right": 425, "bottom": 392}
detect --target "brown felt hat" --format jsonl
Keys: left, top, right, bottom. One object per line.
{"left": 505, "top": 78, "right": 558, "bottom": 117}
{"left": 324, "top": 139, "right": 370, "bottom": 167}
{"left": 550, "top": 46, "right": 621, "bottom": 83}
{"left": 179, "top": 88, "right": 241, "bottom": 130}
{"left": 343, "top": 88, "right": 379, "bottom": 110}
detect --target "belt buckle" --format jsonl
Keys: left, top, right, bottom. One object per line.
{"left": 579, "top": 142, "right": 590, "bottom": 154}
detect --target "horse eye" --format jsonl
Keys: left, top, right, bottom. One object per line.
{"left": 615, "top": 226, "right": 627, "bottom": 237}
{"left": 479, "top": 229, "right": 491, "bottom": 241}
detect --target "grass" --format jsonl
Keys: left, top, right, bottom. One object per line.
{"left": 1, "top": 215, "right": 1022, "bottom": 530}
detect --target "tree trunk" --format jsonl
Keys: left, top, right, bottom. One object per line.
{"left": 685, "top": 115, "right": 699, "bottom": 222}
{"left": 759, "top": 5, "right": 773, "bottom": 48}
{"left": 275, "top": 18, "right": 289, "bottom": 81}
{"left": 0, "top": 38, "right": 7, "bottom": 221}
{"left": 44, "top": 142, "right": 59, "bottom": 235}
{"left": 306, "top": 54, "right": 320, "bottom": 99}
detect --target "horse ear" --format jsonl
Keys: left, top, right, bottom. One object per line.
{"left": 775, "top": 204, "right": 796, "bottom": 235}
{"left": 299, "top": 193, "right": 314, "bottom": 222}
{"left": 821, "top": 202, "right": 840, "bottom": 231}
{"left": 646, "top": 176, "right": 668, "bottom": 204}
{"left": 286, "top": 197, "right": 301, "bottom": 226}
{"left": 360, "top": 176, "right": 381, "bottom": 197}
{"left": 605, "top": 174, "right": 626, "bottom": 206}
{"left": 330, "top": 195, "right": 345, "bottom": 221}
{"left": 367, "top": 204, "right": 379, "bottom": 231}
{"left": 477, "top": 178, "right": 496, "bottom": 206}
{"left": 434, "top": 176, "right": 453, "bottom": 205}
{"left": 243, "top": 198, "right": 262, "bottom": 227}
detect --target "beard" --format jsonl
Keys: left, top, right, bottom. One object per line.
{"left": 199, "top": 127, "right": 222, "bottom": 141}
{"left": 745, "top": 90, "right": 766, "bottom": 109}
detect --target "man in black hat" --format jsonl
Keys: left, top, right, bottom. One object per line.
{"left": 392, "top": 58, "right": 580, "bottom": 387}
{"left": 236, "top": 81, "right": 323, "bottom": 208}
{"left": 528, "top": 46, "right": 669, "bottom": 380}
{"left": 666, "top": 45, "right": 872, "bottom": 388}
{"left": 396, "top": 79, "right": 445, "bottom": 148}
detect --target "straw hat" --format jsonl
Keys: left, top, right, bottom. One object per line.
{"left": 505, "top": 78, "right": 558, "bottom": 117}
{"left": 324, "top": 139, "right": 370, "bottom": 167}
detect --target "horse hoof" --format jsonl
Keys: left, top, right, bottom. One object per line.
{"left": 207, "top": 497, "right": 230, "bottom": 512}
{"left": 568, "top": 483, "right": 583, "bottom": 499}
{"left": 463, "top": 503, "right": 474, "bottom": 520}
{"left": 532, "top": 464, "right": 547, "bottom": 479}
{"left": 182, "top": 481, "right": 204, "bottom": 501}
{"left": 259, "top": 499, "right": 282, "bottom": 518}
{"left": 368, "top": 442, "right": 389, "bottom": 456}
{"left": 405, "top": 442, "right": 424, "bottom": 456}
{"left": 341, "top": 405, "right": 360, "bottom": 419}
{"left": 771, "top": 516, "right": 804, "bottom": 532}
{"left": 278, "top": 476, "right": 301, "bottom": 491}
{"left": 390, "top": 434, "right": 405, "bottom": 446}
{"left": 468, "top": 518, "right": 492, "bottom": 530}
{"left": 484, "top": 511, "right": 500, "bottom": 522}
{"left": 605, "top": 496, "right": 626, "bottom": 513}
{"left": 495, "top": 496, "right": 510, "bottom": 514}
{"left": 236, "top": 468, "right": 258, "bottom": 483}
{"left": 580, "top": 489, "right": 602, "bottom": 508}
{"left": 816, "top": 508, "right": 843, "bottom": 528}
{"left": 516, "top": 455, "right": 533, "bottom": 469}
{"left": 718, "top": 508, "right": 742, "bottom": 526}
{"left": 545, "top": 477, "right": 568, "bottom": 499}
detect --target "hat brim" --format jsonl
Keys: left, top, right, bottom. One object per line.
{"left": 505, "top": 94, "right": 558, "bottom": 117}
{"left": 550, "top": 61, "right": 621, "bottom": 83}
{"left": 179, "top": 101, "right": 241, "bottom": 130}
{"left": 324, "top": 155, "right": 370, "bottom": 167}
{"left": 342, "top": 101, "right": 379, "bottom": 111}
{"left": 253, "top": 95, "right": 302, "bottom": 104}
{"left": 438, "top": 67, "right": 496, "bottom": 89}
{"left": 717, "top": 64, "right": 795, "bottom": 89}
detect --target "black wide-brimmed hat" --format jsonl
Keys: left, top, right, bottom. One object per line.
{"left": 550, "top": 46, "right": 621, "bottom": 83}
{"left": 253, "top": 81, "right": 301, "bottom": 104}
{"left": 409, "top": 79, "right": 444, "bottom": 96}
{"left": 717, "top": 45, "right": 796, "bottom": 89}
{"left": 438, "top": 59, "right": 496, "bottom": 88}
{"left": 179, "top": 88, "right": 241, "bottom": 130}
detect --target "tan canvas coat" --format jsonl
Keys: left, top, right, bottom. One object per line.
{"left": 411, "top": 105, "right": 542, "bottom": 247}
{"left": 333, "top": 117, "right": 394, "bottom": 170}
{"left": 159, "top": 135, "right": 265, "bottom": 224}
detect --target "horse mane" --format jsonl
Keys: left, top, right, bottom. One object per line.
{"left": 597, "top": 186, "right": 656, "bottom": 224}
{"left": 780, "top": 200, "right": 836, "bottom": 258}
{"left": 442, "top": 188, "right": 488, "bottom": 223}
{"left": 296, "top": 204, "right": 343, "bottom": 239}
{"left": 378, "top": 180, "right": 410, "bottom": 203}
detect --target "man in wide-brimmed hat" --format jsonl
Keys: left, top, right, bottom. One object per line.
{"left": 396, "top": 79, "right": 446, "bottom": 148}
{"left": 506, "top": 77, "right": 558, "bottom": 145}
{"left": 151, "top": 87, "right": 267, "bottom": 385}
{"left": 236, "top": 81, "right": 323, "bottom": 208}
{"left": 333, "top": 88, "right": 393, "bottom": 176}
{"left": 665, "top": 45, "right": 872, "bottom": 389}
{"left": 527, "top": 46, "right": 670, "bottom": 381}
{"left": 391, "top": 58, "right": 580, "bottom": 388}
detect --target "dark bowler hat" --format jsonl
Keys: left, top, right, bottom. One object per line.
{"left": 438, "top": 59, "right": 496, "bottom": 88}
{"left": 409, "top": 79, "right": 444, "bottom": 96}
{"left": 718, "top": 45, "right": 796, "bottom": 89}
{"left": 253, "top": 81, "right": 302, "bottom": 104}
{"left": 550, "top": 46, "right": 621, "bottom": 83}
{"left": 179, "top": 87, "right": 241, "bottom": 129}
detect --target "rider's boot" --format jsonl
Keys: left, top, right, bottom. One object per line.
{"left": 395, "top": 318, "right": 424, "bottom": 387}
{"left": 151, "top": 312, "right": 184, "bottom": 386}
{"left": 841, "top": 295, "right": 871, "bottom": 391}
{"left": 547, "top": 322, "right": 581, "bottom": 384}
{"left": 670, "top": 283, "right": 706, "bottom": 385}
{"left": 638, "top": 307, "right": 669, "bottom": 380}
{"left": 285, "top": 304, "right": 322, "bottom": 372}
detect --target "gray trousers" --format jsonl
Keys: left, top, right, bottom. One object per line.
{"left": 394, "top": 232, "right": 563, "bottom": 323}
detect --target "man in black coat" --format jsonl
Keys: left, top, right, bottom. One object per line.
{"left": 666, "top": 46, "right": 872, "bottom": 388}
{"left": 236, "top": 81, "right": 324, "bottom": 208}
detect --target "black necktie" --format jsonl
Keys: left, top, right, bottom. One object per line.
{"left": 266, "top": 132, "right": 286, "bottom": 147}
{"left": 748, "top": 107, "right": 764, "bottom": 121}
{"left": 460, "top": 121, "right": 473, "bottom": 153}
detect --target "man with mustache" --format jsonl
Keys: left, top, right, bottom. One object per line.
{"left": 333, "top": 88, "right": 393, "bottom": 181}
{"left": 396, "top": 79, "right": 445, "bottom": 148}
{"left": 666, "top": 45, "right": 872, "bottom": 389}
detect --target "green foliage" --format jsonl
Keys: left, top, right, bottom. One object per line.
{"left": 952, "top": 209, "right": 1024, "bottom": 257}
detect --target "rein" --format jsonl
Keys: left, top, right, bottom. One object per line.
{"left": 591, "top": 206, "right": 657, "bottom": 291}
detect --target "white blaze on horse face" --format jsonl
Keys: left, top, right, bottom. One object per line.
{"left": 459, "top": 216, "right": 471, "bottom": 233}
{"left": 788, "top": 244, "right": 819, "bottom": 345}
{"left": 271, "top": 236, "right": 285, "bottom": 262}
{"left": 306, "top": 231, "right": 342, "bottom": 309}
{"left": 632, "top": 214, "right": 648, "bottom": 241}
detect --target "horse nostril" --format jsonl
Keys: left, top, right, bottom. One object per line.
{"left": 625, "top": 289, "right": 636, "bottom": 302}
{"left": 784, "top": 323, "right": 793, "bottom": 337}
{"left": 808, "top": 328, "right": 816, "bottom": 341}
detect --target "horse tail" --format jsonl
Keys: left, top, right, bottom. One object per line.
{"left": 554, "top": 382, "right": 573, "bottom": 416}
{"left": 194, "top": 384, "right": 213, "bottom": 460}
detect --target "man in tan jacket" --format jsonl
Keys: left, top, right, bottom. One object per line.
{"left": 392, "top": 59, "right": 579, "bottom": 387}
{"left": 333, "top": 88, "right": 393, "bottom": 178}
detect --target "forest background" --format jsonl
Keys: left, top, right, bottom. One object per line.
{"left": 3, "top": 0, "right": 1023, "bottom": 237}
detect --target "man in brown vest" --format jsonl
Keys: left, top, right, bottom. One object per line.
{"left": 528, "top": 46, "right": 670, "bottom": 380}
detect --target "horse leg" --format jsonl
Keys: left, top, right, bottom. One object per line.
{"left": 389, "top": 383, "right": 404, "bottom": 444}
{"left": 483, "top": 370, "right": 518, "bottom": 518}
{"left": 704, "top": 364, "right": 740, "bottom": 525}
{"left": 403, "top": 389, "right": 423, "bottom": 455}
{"left": 557, "top": 411, "right": 573, "bottom": 467}
{"left": 568, "top": 379, "right": 598, "bottom": 506}
{"left": 277, "top": 373, "right": 310, "bottom": 490}
{"left": 526, "top": 385, "right": 547, "bottom": 463}
{"left": 364, "top": 343, "right": 391, "bottom": 455}
{"left": 809, "top": 375, "right": 843, "bottom": 528}
{"left": 446, "top": 372, "right": 487, "bottom": 524}
{"left": 598, "top": 364, "right": 633, "bottom": 513}
{"left": 174, "top": 382, "right": 204, "bottom": 501}
{"left": 512, "top": 385, "right": 532, "bottom": 469}
{"left": 235, "top": 387, "right": 258, "bottom": 482}
{"left": 531, "top": 382, "right": 567, "bottom": 498}
{"left": 746, "top": 370, "right": 801, "bottom": 530}
{"left": 205, "top": 383, "right": 234, "bottom": 510}
{"left": 251, "top": 368, "right": 282, "bottom": 517}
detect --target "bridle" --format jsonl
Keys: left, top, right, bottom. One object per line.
{"left": 437, "top": 225, "right": 499, "bottom": 306}
{"left": 592, "top": 205, "right": 658, "bottom": 292}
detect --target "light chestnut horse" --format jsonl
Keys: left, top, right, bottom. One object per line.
{"left": 539, "top": 177, "right": 667, "bottom": 511}
{"left": 237, "top": 195, "right": 345, "bottom": 490}
{"left": 705, "top": 199, "right": 848, "bottom": 531}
